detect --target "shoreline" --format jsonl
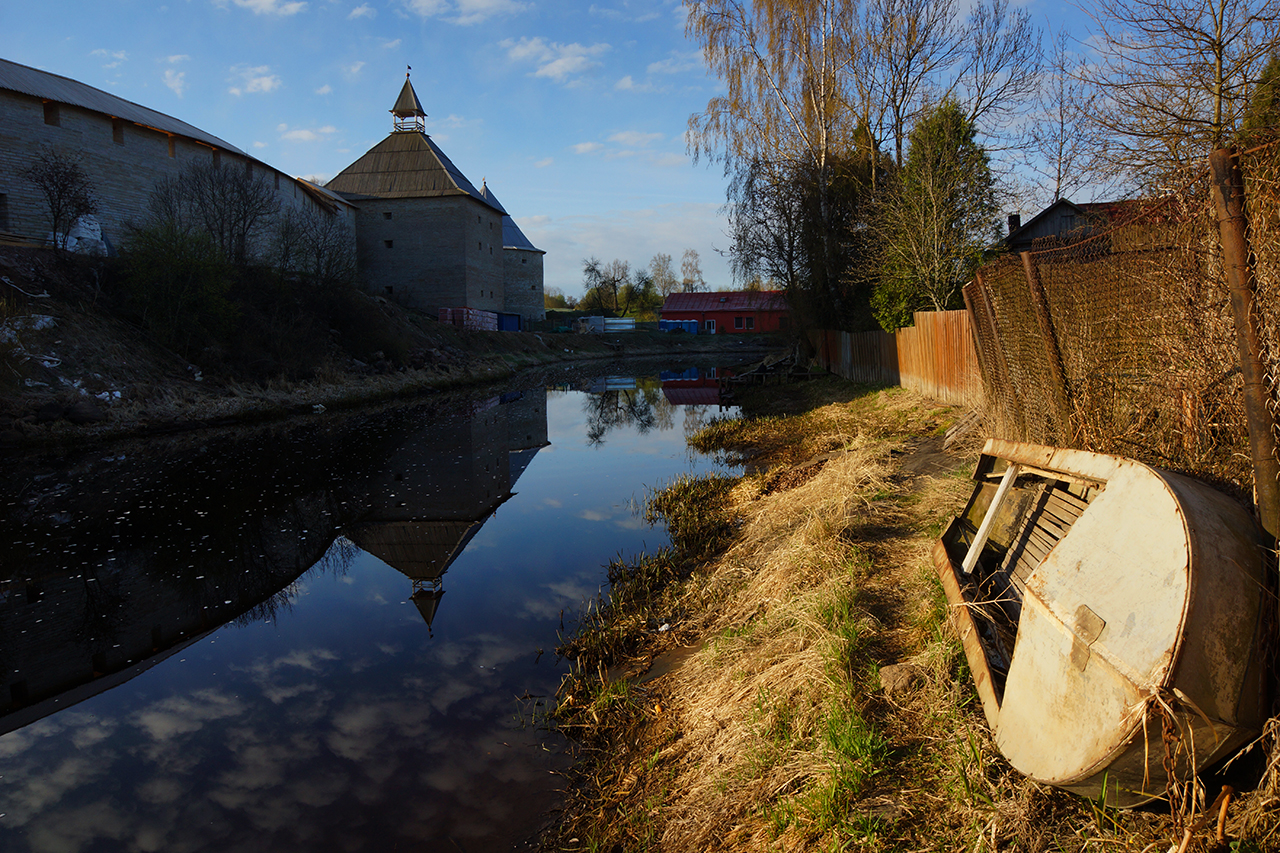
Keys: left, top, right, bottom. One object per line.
{"left": 545, "top": 378, "right": 1280, "bottom": 852}
{"left": 2, "top": 331, "right": 779, "bottom": 451}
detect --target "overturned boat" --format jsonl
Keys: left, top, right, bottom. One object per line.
{"left": 935, "top": 439, "right": 1269, "bottom": 807}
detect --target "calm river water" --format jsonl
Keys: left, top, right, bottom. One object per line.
{"left": 0, "top": 362, "right": 741, "bottom": 853}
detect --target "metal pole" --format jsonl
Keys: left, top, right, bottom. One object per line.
{"left": 1021, "top": 251, "right": 1072, "bottom": 445}
{"left": 1209, "top": 147, "right": 1280, "bottom": 543}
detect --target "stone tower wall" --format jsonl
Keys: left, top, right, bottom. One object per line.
{"left": 502, "top": 247, "right": 545, "bottom": 323}
{"left": 353, "top": 194, "right": 503, "bottom": 312}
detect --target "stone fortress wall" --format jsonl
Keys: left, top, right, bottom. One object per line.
{"left": 0, "top": 87, "right": 344, "bottom": 252}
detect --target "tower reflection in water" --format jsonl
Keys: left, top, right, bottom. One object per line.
{"left": 344, "top": 390, "right": 549, "bottom": 634}
{"left": 0, "top": 386, "right": 548, "bottom": 732}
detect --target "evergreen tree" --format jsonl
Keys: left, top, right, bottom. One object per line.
{"left": 874, "top": 100, "right": 998, "bottom": 330}
{"left": 1243, "top": 53, "right": 1280, "bottom": 141}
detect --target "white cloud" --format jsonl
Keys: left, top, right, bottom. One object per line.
{"left": 404, "top": 0, "right": 530, "bottom": 25}
{"left": 588, "top": 3, "right": 658, "bottom": 22}
{"left": 279, "top": 124, "right": 337, "bottom": 141}
{"left": 163, "top": 69, "right": 186, "bottom": 97}
{"left": 382, "top": 38, "right": 401, "bottom": 49}
{"left": 92, "top": 49, "right": 128, "bottom": 69}
{"left": 345, "top": 61, "right": 366, "bottom": 75}
{"left": 228, "top": 64, "right": 282, "bottom": 96}
{"left": 166, "top": 54, "right": 190, "bottom": 64}
{"left": 535, "top": 157, "right": 553, "bottom": 168}
{"left": 225, "top": 0, "right": 308, "bottom": 15}
{"left": 648, "top": 51, "right": 702, "bottom": 75}
{"left": 315, "top": 83, "right": 332, "bottom": 94}
{"left": 500, "top": 36, "right": 610, "bottom": 84}
{"left": 348, "top": 2, "right": 375, "bottom": 17}
{"left": 253, "top": 141, "right": 269, "bottom": 148}
{"left": 573, "top": 141, "right": 604, "bottom": 154}
{"left": 608, "top": 130, "right": 663, "bottom": 147}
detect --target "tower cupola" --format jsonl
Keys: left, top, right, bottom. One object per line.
{"left": 391, "top": 67, "right": 426, "bottom": 133}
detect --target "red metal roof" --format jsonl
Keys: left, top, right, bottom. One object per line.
{"left": 660, "top": 291, "right": 788, "bottom": 313}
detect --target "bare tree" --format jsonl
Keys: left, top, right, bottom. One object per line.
{"left": 680, "top": 249, "right": 706, "bottom": 292}
{"left": 152, "top": 160, "right": 280, "bottom": 265}
{"left": 273, "top": 207, "right": 357, "bottom": 292}
{"left": 23, "top": 148, "right": 98, "bottom": 252}
{"left": 1082, "top": 0, "right": 1280, "bottom": 188}
{"left": 725, "top": 157, "right": 807, "bottom": 290}
{"left": 1025, "top": 30, "right": 1099, "bottom": 205}
{"left": 649, "top": 252, "right": 680, "bottom": 298}
{"left": 582, "top": 258, "right": 631, "bottom": 311}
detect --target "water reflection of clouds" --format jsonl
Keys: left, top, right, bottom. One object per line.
{"left": 133, "top": 689, "right": 246, "bottom": 743}
{"left": 521, "top": 576, "right": 601, "bottom": 620}
{"left": 1, "top": 656, "right": 559, "bottom": 851}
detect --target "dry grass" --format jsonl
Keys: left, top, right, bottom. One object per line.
{"left": 547, "top": 382, "right": 1272, "bottom": 853}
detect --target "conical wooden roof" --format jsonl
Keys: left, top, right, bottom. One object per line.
{"left": 346, "top": 520, "right": 482, "bottom": 581}
{"left": 391, "top": 77, "right": 425, "bottom": 118}
{"left": 326, "top": 131, "right": 499, "bottom": 205}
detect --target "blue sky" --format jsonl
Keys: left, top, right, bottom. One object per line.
{"left": 3, "top": 0, "right": 1092, "bottom": 298}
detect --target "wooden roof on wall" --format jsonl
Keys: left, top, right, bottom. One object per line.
{"left": 326, "top": 131, "right": 498, "bottom": 207}
{"left": 0, "top": 56, "right": 244, "bottom": 155}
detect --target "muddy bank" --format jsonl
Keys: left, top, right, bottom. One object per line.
{"left": 546, "top": 379, "right": 1280, "bottom": 853}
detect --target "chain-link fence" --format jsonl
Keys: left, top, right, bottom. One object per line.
{"left": 968, "top": 142, "right": 1280, "bottom": 504}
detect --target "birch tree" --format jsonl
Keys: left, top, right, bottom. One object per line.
{"left": 687, "top": 0, "right": 860, "bottom": 317}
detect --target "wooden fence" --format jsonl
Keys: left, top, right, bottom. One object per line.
{"left": 808, "top": 310, "right": 982, "bottom": 407}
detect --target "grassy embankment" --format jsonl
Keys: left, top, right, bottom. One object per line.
{"left": 550, "top": 377, "right": 1280, "bottom": 853}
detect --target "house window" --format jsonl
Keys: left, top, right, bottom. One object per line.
{"left": 383, "top": 211, "right": 392, "bottom": 220}
{"left": 779, "top": 317, "right": 789, "bottom": 330}
{"left": 0, "top": 194, "right": 8, "bottom": 231}
{"left": 521, "top": 257, "right": 527, "bottom": 264}
{"left": 384, "top": 240, "right": 394, "bottom": 249}
{"left": 212, "top": 149, "right": 221, "bottom": 167}
{"left": 112, "top": 118, "right": 125, "bottom": 144}
{"left": 478, "top": 242, "right": 482, "bottom": 250}
{"left": 274, "top": 172, "right": 280, "bottom": 190}
{"left": 43, "top": 102, "right": 60, "bottom": 126}
{"left": 168, "top": 138, "right": 176, "bottom": 158}
{"left": 746, "top": 317, "right": 755, "bottom": 330}
{"left": 734, "top": 316, "right": 744, "bottom": 329}
{"left": 244, "top": 161, "right": 252, "bottom": 177}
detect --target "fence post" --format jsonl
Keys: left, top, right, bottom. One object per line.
{"left": 1209, "top": 147, "right": 1280, "bottom": 544}
{"left": 1020, "top": 252, "right": 1072, "bottom": 444}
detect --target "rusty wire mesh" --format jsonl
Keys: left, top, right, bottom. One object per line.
{"left": 969, "top": 142, "right": 1280, "bottom": 500}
